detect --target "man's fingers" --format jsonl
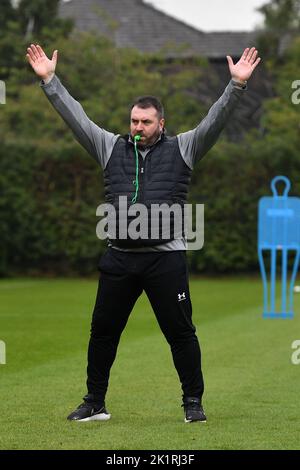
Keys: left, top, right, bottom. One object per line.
{"left": 242, "top": 48, "right": 249, "bottom": 60}
{"left": 27, "top": 47, "right": 36, "bottom": 62}
{"left": 36, "top": 44, "right": 46, "bottom": 58}
{"left": 26, "top": 53, "right": 34, "bottom": 67}
{"left": 252, "top": 57, "right": 261, "bottom": 69}
{"left": 30, "top": 44, "right": 40, "bottom": 59}
{"left": 226, "top": 55, "right": 234, "bottom": 67}
{"left": 248, "top": 47, "right": 257, "bottom": 62}
{"left": 51, "top": 50, "right": 58, "bottom": 64}
{"left": 249, "top": 50, "right": 258, "bottom": 65}
{"left": 246, "top": 47, "right": 256, "bottom": 62}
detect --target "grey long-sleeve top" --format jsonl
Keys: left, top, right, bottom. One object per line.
{"left": 41, "top": 75, "right": 246, "bottom": 251}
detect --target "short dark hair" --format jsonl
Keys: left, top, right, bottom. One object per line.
{"left": 131, "top": 95, "right": 164, "bottom": 119}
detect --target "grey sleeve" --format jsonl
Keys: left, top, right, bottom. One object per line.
{"left": 177, "top": 80, "right": 247, "bottom": 169}
{"left": 40, "top": 74, "right": 119, "bottom": 169}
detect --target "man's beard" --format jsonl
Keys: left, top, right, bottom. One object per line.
{"left": 137, "top": 129, "right": 161, "bottom": 148}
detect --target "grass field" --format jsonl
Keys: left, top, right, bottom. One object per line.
{"left": 0, "top": 276, "right": 300, "bottom": 450}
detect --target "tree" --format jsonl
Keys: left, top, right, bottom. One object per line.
{"left": 0, "top": 32, "right": 209, "bottom": 276}
{"left": 256, "top": 0, "right": 300, "bottom": 59}
{"left": 0, "top": 0, "right": 16, "bottom": 31}
{"left": 258, "top": 0, "right": 300, "bottom": 31}
{"left": 188, "top": 35, "right": 300, "bottom": 273}
{"left": 18, "top": 0, "right": 72, "bottom": 38}
{"left": 0, "top": 0, "right": 72, "bottom": 82}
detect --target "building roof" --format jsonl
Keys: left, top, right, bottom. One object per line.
{"left": 58, "top": 0, "right": 258, "bottom": 58}
{"left": 58, "top": 0, "right": 275, "bottom": 140}
{"left": 197, "top": 32, "right": 258, "bottom": 59}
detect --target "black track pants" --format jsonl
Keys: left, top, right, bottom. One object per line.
{"left": 86, "top": 248, "right": 204, "bottom": 405}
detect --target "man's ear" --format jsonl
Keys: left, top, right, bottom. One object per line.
{"left": 159, "top": 118, "right": 165, "bottom": 131}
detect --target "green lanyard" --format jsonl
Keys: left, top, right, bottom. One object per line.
{"left": 132, "top": 134, "right": 141, "bottom": 203}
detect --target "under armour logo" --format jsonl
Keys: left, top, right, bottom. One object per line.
{"left": 178, "top": 292, "right": 186, "bottom": 302}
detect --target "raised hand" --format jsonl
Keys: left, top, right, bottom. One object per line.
{"left": 227, "top": 47, "right": 261, "bottom": 84}
{"left": 26, "top": 44, "right": 58, "bottom": 81}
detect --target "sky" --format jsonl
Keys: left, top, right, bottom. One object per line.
{"left": 144, "top": 0, "right": 267, "bottom": 32}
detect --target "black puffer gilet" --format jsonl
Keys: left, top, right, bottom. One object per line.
{"left": 103, "top": 134, "right": 191, "bottom": 248}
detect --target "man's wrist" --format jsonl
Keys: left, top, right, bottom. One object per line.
{"left": 232, "top": 78, "right": 247, "bottom": 89}
{"left": 41, "top": 73, "right": 55, "bottom": 85}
